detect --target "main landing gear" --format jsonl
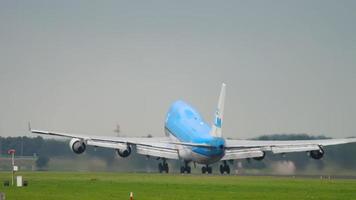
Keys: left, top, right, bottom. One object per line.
{"left": 180, "top": 161, "right": 191, "bottom": 174}
{"left": 219, "top": 160, "right": 230, "bottom": 174}
{"left": 201, "top": 165, "right": 212, "bottom": 174}
{"left": 158, "top": 159, "right": 169, "bottom": 173}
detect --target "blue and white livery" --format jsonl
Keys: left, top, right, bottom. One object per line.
{"left": 30, "top": 83, "right": 356, "bottom": 174}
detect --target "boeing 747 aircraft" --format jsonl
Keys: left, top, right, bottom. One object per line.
{"left": 30, "top": 84, "right": 356, "bottom": 174}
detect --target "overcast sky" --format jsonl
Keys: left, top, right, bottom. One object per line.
{"left": 0, "top": 1, "right": 355, "bottom": 139}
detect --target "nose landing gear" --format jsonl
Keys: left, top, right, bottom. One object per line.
{"left": 219, "top": 160, "right": 230, "bottom": 174}
{"left": 202, "top": 165, "right": 212, "bottom": 174}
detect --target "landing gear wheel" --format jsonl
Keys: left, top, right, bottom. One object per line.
{"left": 207, "top": 166, "right": 212, "bottom": 174}
{"left": 225, "top": 165, "right": 230, "bottom": 174}
{"left": 180, "top": 166, "right": 185, "bottom": 174}
{"left": 219, "top": 165, "right": 224, "bottom": 174}
{"left": 202, "top": 166, "right": 212, "bottom": 174}
{"left": 158, "top": 163, "right": 163, "bottom": 173}
{"left": 158, "top": 161, "right": 169, "bottom": 173}
{"left": 186, "top": 166, "right": 191, "bottom": 174}
{"left": 164, "top": 163, "right": 169, "bottom": 173}
{"left": 181, "top": 162, "right": 191, "bottom": 174}
{"left": 219, "top": 161, "right": 231, "bottom": 174}
{"left": 202, "top": 166, "right": 207, "bottom": 174}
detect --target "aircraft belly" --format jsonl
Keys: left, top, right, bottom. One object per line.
{"left": 178, "top": 147, "right": 224, "bottom": 164}
{"left": 167, "top": 127, "right": 224, "bottom": 164}
{"left": 191, "top": 151, "right": 224, "bottom": 164}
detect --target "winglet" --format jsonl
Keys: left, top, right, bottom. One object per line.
{"left": 210, "top": 83, "right": 226, "bottom": 137}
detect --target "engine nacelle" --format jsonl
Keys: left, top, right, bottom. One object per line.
{"left": 116, "top": 145, "right": 132, "bottom": 158}
{"left": 69, "top": 138, "right": 86, "bottom": 154}
{"left": 253, "top": 151, "right": 266, "bottom": 161}
{"left": 309, "top": 148, "right": 324, "bottom": 160}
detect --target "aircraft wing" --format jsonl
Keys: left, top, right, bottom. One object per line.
{"left": 222, "top": 138, "right": 356, "bottom": 160}
{"left": 30, "top": 128, "right": 180, "bottom": 160}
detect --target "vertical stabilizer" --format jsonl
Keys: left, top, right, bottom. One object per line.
{"left": 210, "top": 83, "right": 226, "bottom": 137}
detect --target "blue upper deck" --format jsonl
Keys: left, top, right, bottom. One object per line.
{"left": 165, "top": 100, "right": 213, "bottom": 143}
{"left": 165, "top": 100, "right": 225, "bottom": 158}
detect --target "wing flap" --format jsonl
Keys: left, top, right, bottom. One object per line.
{"left": 222, "top": 148, "right": 264, "bottom": 160}
{"left": 86, "top": 140, "right": 128, "bottom": 149}
{"left": 271, "top": 145, "right": 320, "bottom": 154}
{"left": 136, "top": 145, "right": 179, "bottom": 160}
{"left": 226, "top": 138, "right": 356, "bottom": 149}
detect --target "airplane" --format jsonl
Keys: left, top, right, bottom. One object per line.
{"left": 30, "top": 83, "right": 356, "bottom": 174}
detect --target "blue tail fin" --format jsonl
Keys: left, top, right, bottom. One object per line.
{"left": 210, "top": 83, "right": 226, "bottom": 137}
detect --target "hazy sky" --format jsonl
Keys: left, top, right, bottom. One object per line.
{"left": 0, "top": 1, "right": 355, "bottom": 139}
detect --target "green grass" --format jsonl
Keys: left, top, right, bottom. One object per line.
{"left": 1, "top": 172, "right": 356, "bottom": 200}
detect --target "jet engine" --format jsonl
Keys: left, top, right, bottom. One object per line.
{"left": 253, "top": 151, "right": 266, "bottom": 161}
{"left": 69, "top": 138, "right": 86, "bottom": 154}
{"left": 116, "top": 145, "right": 132, "bottom": 158}
{"left": 309, "top": 148, "right": 324, "bottom": 160}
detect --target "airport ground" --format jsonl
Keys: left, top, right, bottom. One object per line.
{"left": 0, "top": 172, "right": 356, "bottom": 200}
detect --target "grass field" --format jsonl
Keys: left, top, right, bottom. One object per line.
{"left": 1, "top": 172, "right": 356, "bottom": 200}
